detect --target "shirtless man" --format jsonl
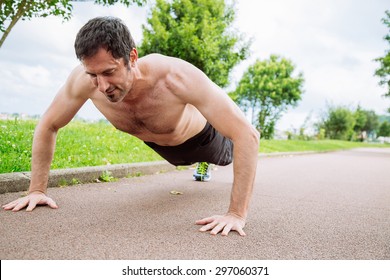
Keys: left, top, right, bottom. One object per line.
{"left": 2, "top": 17, "right": 259, "bottom": 236}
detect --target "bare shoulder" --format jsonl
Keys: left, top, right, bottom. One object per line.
{"left": 140, "top": 53, "right": 181, "bottom": 64}
{"left": 62, "top": 64, "right": 95, "bottom": 99}
{"left": 142, "top": 54, "right": 212, "bottom": 95}
{"left": 141, "top": 53, "right": 201, "bottom": 75}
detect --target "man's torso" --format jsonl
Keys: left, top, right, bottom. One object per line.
{"left": 84, "top": 55, "right": 207, "bottom": 146}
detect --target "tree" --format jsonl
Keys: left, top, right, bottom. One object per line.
{"left": 353, "top": 107, "right": 379, "bottom": 141}
{"left": 139, "top": 0, "right": 250, "bottom": 88}
{"left": 361, "top": 110, "right": 379, "bottom": 136}
{"left": 353, "top": 106, "right": 367, "bottom": 135}
{"left": 374, "top": 10, "right": 390, "bottom": 111}
{"left": 0, "top": 0, "right": 146, "bottom": 48}
{"left": 319, "top": 105, "right": 356, "bottom": 140}
{"left": 230, "top": 55, "right": 304, "bottom": 139}
{"left": 378, "top": 121, "right": 390, "bottom": 137}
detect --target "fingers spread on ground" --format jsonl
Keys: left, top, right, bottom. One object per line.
{"left": 210, "top": 222, "right": 227, "bottom": 235}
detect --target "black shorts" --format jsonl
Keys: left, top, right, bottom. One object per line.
{"left": 144, "top": 122, "right": 233, "bottom": 166}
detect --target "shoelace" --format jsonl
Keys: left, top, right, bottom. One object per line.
{"left": 197, "top": 162, "right": 209, "bottom": 175}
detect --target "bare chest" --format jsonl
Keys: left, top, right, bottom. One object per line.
{"left": 90, "top": 91, "right": 186, "bottom": 137}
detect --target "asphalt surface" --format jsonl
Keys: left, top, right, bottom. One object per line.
{"left": 1, "top": 148, "right": 389, "bottom": 260}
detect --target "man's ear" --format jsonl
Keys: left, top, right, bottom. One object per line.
{"left": 130, "top": 48, "right": 138, "bottom": 66}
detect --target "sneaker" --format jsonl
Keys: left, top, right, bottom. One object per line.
{"left": 193, "top": 162, "right": 211, "bottom": 182}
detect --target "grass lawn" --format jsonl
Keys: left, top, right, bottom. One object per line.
{"left": 259, "top": 139, "right": 386, "bottom": 153}
{"left": 0, "top": 119, "right": 388, "bottom": 173}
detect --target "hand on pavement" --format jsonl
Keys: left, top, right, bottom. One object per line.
{"left": 2, "top": 191, "right": 58, "bottom": 212}
{"left": 196, "top": 213, "right": 246, "bottom": 236}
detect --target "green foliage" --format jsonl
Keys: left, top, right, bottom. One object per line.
{"left": 374, "top": 10, "right": 390, "bottom": 109}
{"left": 353, "top": 106, "right": 367, "bottom": 133}
{"left": 58, "top": 177, "right": 81, "bottom": 187}
{"left": 94, "top": 0, "right": 146, "bottom": 6}
{"left": 0, "top": 0, "right": 73, "bottom": 33}
{"left": 71, "top": 178, "right": 81, "bottom": 185}
{"left": 378, "top": 121, "right": 390, "bottom": 136}
{"left": 320, "top": 106, "right": 356, "bottom": 140}
{"left": 0, "top": 0, "right": 146, "bottom": 47}
{"left": 361, "top": 110, "right": 379, "bottom": 134}
{"left": 99, "top": 170, "right": 117, "bottom": 182}
{"left": 139, "top": 0, "right": 250, "bottom": 88}
{"left": 317, "top": 128, "right": 326, "bottom": 140}
{"left": 353, "top": 106, "right": 379, "bottom": 140}
{"left": 231, "top": 55, "right": 304, "bottom": 139}
{"left": 317, "top": 105, "right": 379, "bottom": 141}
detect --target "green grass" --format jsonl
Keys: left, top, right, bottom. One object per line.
{"left": 0, "top": 119, "right": 162, "bottom": 173}
{"left": 0, "top": 119, "right": 388, "bottom": 173}
{"left": 0, "top": 119, "right": 36, "bottom": 173}
{"left": 259, "top": 139, "right": 387, "bottom": 153}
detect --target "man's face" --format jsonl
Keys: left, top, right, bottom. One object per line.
{"left": 83, "top": 48, "right": 132, "bottom": 103}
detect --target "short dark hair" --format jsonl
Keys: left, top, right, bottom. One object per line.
{"left": 74, "top": 16, "right": 135, "bottom": 65}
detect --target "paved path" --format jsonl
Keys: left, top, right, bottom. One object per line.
{"left": 1, "top": 148, "right": 389, "bottom": 259}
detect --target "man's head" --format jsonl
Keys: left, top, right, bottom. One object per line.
{"left": 74, "top": 16, "right": 136, "bottom": 65}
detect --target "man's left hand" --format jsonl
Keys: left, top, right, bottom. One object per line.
{"left": 195, "top": 214, "right": 246, "bottom": 236}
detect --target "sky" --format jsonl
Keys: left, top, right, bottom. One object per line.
{"left": 0, "top": 0, "right": 389, "bottom": 131}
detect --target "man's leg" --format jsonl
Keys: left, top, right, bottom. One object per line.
{"left": 144, "top": 123, "right": 233, "bottom": 181}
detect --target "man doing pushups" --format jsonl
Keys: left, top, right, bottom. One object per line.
{"left": 2, "top": 17, "right": 259, "bottom": 236}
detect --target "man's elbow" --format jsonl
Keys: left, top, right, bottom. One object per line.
{"left": 238, "top": 125, "right": 259, "bottom": 149}
{"left": 231, "top": 123, "right": 260, "bottom": 148}
{"left": 35, "top": 118, "right": 60, "bottom": 137}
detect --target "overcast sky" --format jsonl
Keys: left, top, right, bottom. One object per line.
{"left": 0, "top": 0, "right": 389, "bottom": 131}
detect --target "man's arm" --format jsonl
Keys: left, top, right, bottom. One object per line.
{"left": 2, "top": 66, "right": 90, "bottom": 212}
{"left": 168, "top": 58, "right": 260, "bottom": 236}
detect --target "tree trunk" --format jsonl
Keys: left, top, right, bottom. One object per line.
{"left": 0, "top": 0, "right": 29, "bottom": 48}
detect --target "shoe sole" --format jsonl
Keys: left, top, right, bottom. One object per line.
{"left": 193, "top": 175, "right": 211, "bottom": 182}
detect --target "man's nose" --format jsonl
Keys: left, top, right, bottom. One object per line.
{"left": 97, "top": 76, "right": 109, "bottom": 93}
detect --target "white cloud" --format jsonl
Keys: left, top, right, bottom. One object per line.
{"left": 18, "top": 65, "right": 51, "bottom": 87}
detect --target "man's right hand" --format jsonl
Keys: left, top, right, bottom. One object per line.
{"left": 2, "top": 191, "right": 58, "bottom": 212}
